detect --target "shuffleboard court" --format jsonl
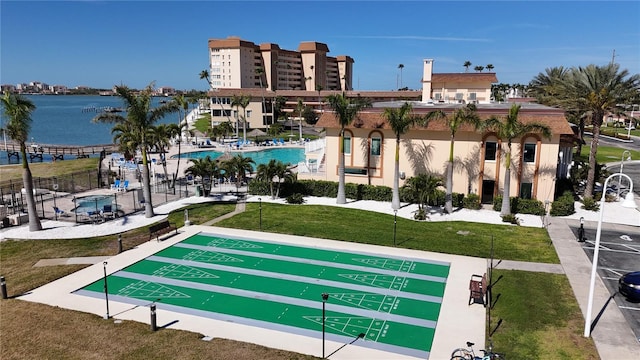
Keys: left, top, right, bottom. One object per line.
{"left": 75, "top": 232, "right": 451, "bottom": 359}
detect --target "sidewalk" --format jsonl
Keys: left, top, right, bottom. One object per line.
{"left": 546, "top": 218, "right": 640, "bottom": 359}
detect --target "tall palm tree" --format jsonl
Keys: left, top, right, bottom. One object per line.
{"left": 383, "top": 102, "right": 441, "bottom": 210}
{"left": 222, "top": 154, "right": 255, "bottom": 193}
{"left": 1, "top": 91, "right": 42, "bottom": 231}
{"left": 463, "top": 61, "right": 472, "bottom": 73}
{"left": 474, "top": 65, "right": 485, "bottom": 73}
{"left": 256, "top": 159, "right": 294, "bottom": 199}
{"left": 483, "top": 104, "right": 551, "bottom": 215}
{"left": 256, "top": 67, "right": 266, "bottom": 125}
{"left": 149, "top": 123, "right": 172, "bottom": 182}
{"left": 443, "top": 104, "right": 480, "bottom": 214}
{"left": 326, "top": 92, "right": 371, "bottom": 204}
{"left": 230, "top": 94, "right": 243, "bottom": 138}
{"left": 316, "top": 84, "right": 324, "bottom": 113}
{"left": 398, "top": 64, "right": 405, "bottom": 89}
{"left": 93, "top": 83, "right": 178, "bottom": 218}
{"left": 296, "top": 98, "right": 305, "bottom": 140}
{"left": 166, "top": 122, "right": 191, "bottom": 189}
{"left": 239, "top": 94, "right": 251, "bottom": 142}
{"left": 486, "top": 64, "right": 494, "bottom": 72}
{"left": 560, "top": 64, "right": 640, "bottom": 197}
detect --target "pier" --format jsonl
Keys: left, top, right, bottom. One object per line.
{"left": 1, "top": 140, "right": 119, "bottom": 162}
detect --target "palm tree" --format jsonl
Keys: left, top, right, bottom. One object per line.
{"left": 463, "top": 61, "right": 472, "bottom": 72}
{"left": 148, "top": 123, "right": 172, "bottom": 183}
{"left": 486, "top": 64, "right": 494, "bottom": 72}
{"left": 316, "top": 84, "right": 324, "bottom": 113}
{"left": 1, "top": 91, "right": 42, "bottom": 231}
{"left": 256, "top": 67, "right": 266, "bottom": 125}
{"left": 185, "top": 156, "right": 220, "bottom": 191}
{"left": 231, "top": 94, "right": 243, "bottom": 138}
{"left": 559, "top": 64, "right": 639, "bottom": 197}
{"left": 383, "top": 102, "right": 441, "bottom": 210}
{"left": 483, "top": 104, "right": 551, "bottom": 215}
{"left": 296, "top": 98, "right": 305, "bottom": 140}
{"left": 239, "top": 94, "right": 251, "bottom": 142}
{"left": 325, "top": 92, "right": 371, "bottom": 204}
{"left": 443, "top": 104, "right": 481, "bottom": 214}
{"left": 474, "top": 65, "right": 485, "bottom": 73}
{"left": 93, "top": 83, "right": 178, "bottom": 218}
{"left": 403, "top": 173, "right": 443, "bottom": 219}
{"left": 398, "top": 64, "right": 405, "bottom": 89}
{"left": 256, "top": 159, "right": 294, "bottom": 199}
{"left": 222, "top": 154, "right": 255, "bottom": 193}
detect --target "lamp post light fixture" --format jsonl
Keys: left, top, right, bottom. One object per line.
{"left": 393, "top": 210, "right": 398, "bottom": 247}
{"left": 618, "top": 150, "right": 632, "bottom": 198}
{"left": 258, "top": 197, "right": 262, "bottom": 231}
{"left": 584, "top": 173, "right": 637, "bottom": 338}
{"left": 321, "top": 292, "right": 329, "bottom": 358}
{"left": 103, "top": 261, "right": 110, "bottom": 319}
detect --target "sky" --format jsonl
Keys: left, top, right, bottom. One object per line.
{"left": 2, "top": 1, "right": 639, "bottom": 92}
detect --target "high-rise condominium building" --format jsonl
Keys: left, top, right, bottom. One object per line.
{"left": 207, "top": 36, "right": 354, "bottom": 91}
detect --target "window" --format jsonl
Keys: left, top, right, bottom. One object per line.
{"left": 247, "top": 110, "right": 252, "bottom": 118}
{"left": 485, "top": 141, "right": 497, "bottom": 161}
{"left": 523, "top": 143, "right": 536, "bottom": 163}
{"left": 343, "top": 134, "right": 351, "bottom": 155}
{"left": 520, "top": 183, "right": 532, "bottom": 199}
{"left": 371, "top": 137, "right": 381, "bottom": 156}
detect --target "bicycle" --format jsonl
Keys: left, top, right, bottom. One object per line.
{"left": 450, "top": 341, "right": 504, "bottom": 360}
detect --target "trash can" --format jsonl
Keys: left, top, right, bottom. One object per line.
{"left": 195, "top": 185, "right": 202, "bottom": 197}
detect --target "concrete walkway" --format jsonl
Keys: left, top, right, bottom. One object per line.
{"left": 547, "top": 218, "right": 640, "bottom": 359}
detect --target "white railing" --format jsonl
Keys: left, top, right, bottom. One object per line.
{"left": 305, "top": 138, "right": 326, "bottom": 153}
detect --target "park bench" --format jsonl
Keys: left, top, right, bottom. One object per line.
{"left": 469, "top": 273, "right": 487, "bottom": 306}
{"left": 148, "top": 220, "right": 177, "bottom": 242}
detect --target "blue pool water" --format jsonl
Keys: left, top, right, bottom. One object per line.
{"left": 73, "top": 194, "right": 116, "bottom": 214}
{"left": 175, "top": 147, "right": 305, "bottom": 167}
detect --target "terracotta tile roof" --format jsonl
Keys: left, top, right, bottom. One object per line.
{"left": 316, "top": 105, "right": 574, "bottom": 135}
{"left": 429, "top": 73, "right": 498, "bottom": 83}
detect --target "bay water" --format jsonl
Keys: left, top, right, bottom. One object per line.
{"left": 1, "top": 95, "right": 183, "bottom": 165}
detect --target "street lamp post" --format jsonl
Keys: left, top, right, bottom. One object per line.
{"left": 584, "top": 173, "right": 637, "bottom": 337}
{"left": 618, "top": 150, "right": 631, "bottom": 198}
{"left": 258, "top": 197, "right": 262, "bottom": 231}
{"left": 578, "top": 217, "right": 585, "bottom": 242}
{"left": 103, "top": 261, "right": 110, "bottom": 319}
{"left": 321, "top": 292, "right": 329, "bottom": 358}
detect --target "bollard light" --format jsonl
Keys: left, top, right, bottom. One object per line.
{"left": 117, "top": 233, "right": 122, "bottom": 254}
{"left": 393, "top": 209, "right": 398, "bottom": 247}
{"left": 1, "top": 276, "right": 7, "bottom": 299}
{"left": 150, "top": 303, "right": 157, "bottom": 331}
{"left": 578, "top": 217, "right": 585, "bottom": 242}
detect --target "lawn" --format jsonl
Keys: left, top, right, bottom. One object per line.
{"left": 0, "top": 157, "right": 99, "bottom": 182}
{"left": 578, "top": 142, "right": 640, "bottom": 164}
{"left": 0, "top": 201, "right": 598, "bottom": 359}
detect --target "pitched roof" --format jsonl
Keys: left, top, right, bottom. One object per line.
{"left": 316, "top": 104, "right": 573, "bottom": 135}
{"left": 429, "top": 72, "right": 498, "bottom": 83}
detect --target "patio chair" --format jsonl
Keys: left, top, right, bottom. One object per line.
{"left": 119, "top": 180, "right": 129, "bottom": 192}
{"left": 110, "top": 179, "right": 121, "bottom": 191}
{"left": 102, "top": 204, "right": 115, "bottom": 219}
{"left": 53, "top": 206, "right": 66, "bottom": 217}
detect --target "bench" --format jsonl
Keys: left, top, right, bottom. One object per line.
{"left": 469, "top": 273, "right": 487, "bottom": 306}
{"left": 148, "top": 220, "right": 177, "bottom": 242}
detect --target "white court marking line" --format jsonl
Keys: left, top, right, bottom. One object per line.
{"left": 619, "top": 306, "right": 640, "bottom": 311}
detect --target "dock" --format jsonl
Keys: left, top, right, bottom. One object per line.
{"left": 1, "top": 140, "right": 119, "bottom": 162}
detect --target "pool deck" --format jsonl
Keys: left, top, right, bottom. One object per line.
{"left": 17, "top": 225, "right": 487, "bottom": 360}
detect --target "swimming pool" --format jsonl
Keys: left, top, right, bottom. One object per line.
{"left": 73, "top": 194, "right": 115, "bottom": 214}
{"left": 175, "top": 147, "right": 304, "bottom": 167}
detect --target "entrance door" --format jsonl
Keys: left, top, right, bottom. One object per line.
{"left": 482, "top": 180, "right": 495, "bottom": 204}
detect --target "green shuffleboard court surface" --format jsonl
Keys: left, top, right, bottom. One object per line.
{"left": 76, "top": 232, "right": 451, "bottom": 359}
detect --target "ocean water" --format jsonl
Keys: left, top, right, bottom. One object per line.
{"left": 0, "top": 95, "right": 181, "bottom": 165}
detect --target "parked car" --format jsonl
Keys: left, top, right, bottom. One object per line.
{"left": 619, "top": 271, "right": 640, "bottom": 301}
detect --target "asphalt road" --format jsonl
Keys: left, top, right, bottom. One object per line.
{"left": 568, "top": 220, "right": 640, "bottom": 343}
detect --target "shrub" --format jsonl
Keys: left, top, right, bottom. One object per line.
{"left": 463, "top": 193, "right": 482, "bottom": 210}
{"left": 581, "top": 196, "right": 600, "bottom": 211}
{"left": 286, "top": 193, "right": 305, "bottom": 204}
{"left": 413, "top": 208, "right": 427, "bottom": 220}
{"left": 501, "top": 214, "right": 520, "bottom": 225}
{"left": 550, "top": 191, "right": 576, "bottom": 216}
{"left": 516, "top": 198, "right": 546, "bottom": 216}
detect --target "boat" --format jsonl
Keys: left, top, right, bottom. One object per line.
{"left": 103, "top": 106, "right": 123, "bottom": 113}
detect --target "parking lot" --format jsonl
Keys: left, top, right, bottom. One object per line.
{"left": 569, "top": 220, "right": 640, "bottom": 342}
